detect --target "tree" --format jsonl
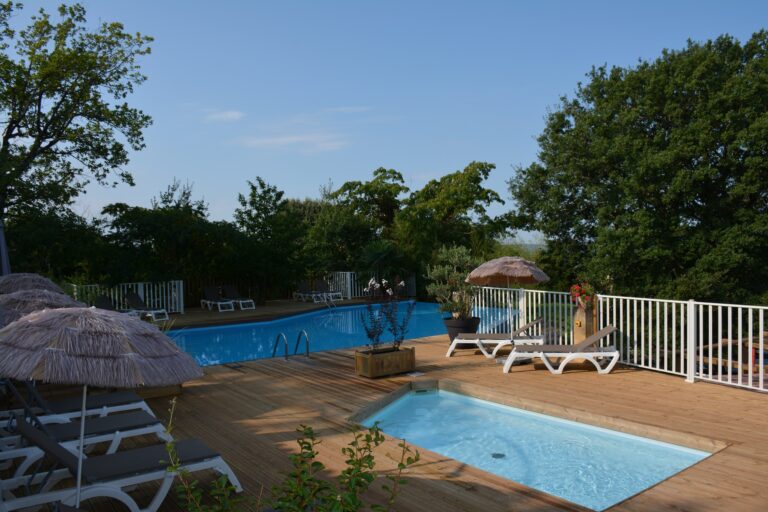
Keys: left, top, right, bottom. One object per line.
{"left": 509, "top": 32, "right": 768, "bottom": 303}
{"left": 394, "top": 161, "right": 507, "bottom": 268}
{"left": 331, "top": 167, "right": 409, "bottom": 237}
{"left": 0, "top": 2, "right": 152, "bottom": 273}
{"left": 234, "top": 178, "right": 307, "bottom": 295}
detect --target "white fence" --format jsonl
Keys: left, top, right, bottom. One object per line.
{"left": 473, "top": 287, "right": 767, "bottom": 392}
{"left": 71, "top": 280, "right": 185, "bottom": 314}
{"left": 472, "top": 287, "right": 574, "bottom": 344}
{"left": 597, "top": 294, "right": 766, "bottom": 392}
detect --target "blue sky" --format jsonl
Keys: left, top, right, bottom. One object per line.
{"left": 18, "top": 1, "right": 768, "bottom": 234}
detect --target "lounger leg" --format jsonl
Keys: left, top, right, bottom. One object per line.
{"left": 491, "top": 341, "right": 511, "bottom": 358}
{"left": 597, "top": 353, "right": 620, "bottom": 374}
{"left": 212, "top": 457, "right": 243, "bottom": 492}
{"left": 445, "top": 339, "right": 460, "bottom": 357}
{"left": 502, "top": 351, "right": 520, "bottom": 373}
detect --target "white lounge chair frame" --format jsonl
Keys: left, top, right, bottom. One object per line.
{"left": 232, "top": 298, "right": 255, "bottom": 310}
{"left": 0, "top": 453, "right": 242, "bottom": 512}
{"left": 446, "top": 319, "right": 545, "bottom": 358}
{"left": 501, "top": 326, "right": 620, "bottom": 374}
{"left": 130, "top": 309, "right": 169, "bottom": 322}
{"left": 0, "top": 420, "right": 172, "bottom": 479}
{"left": 200, "top": 299, "right": 235, "bottom": 312}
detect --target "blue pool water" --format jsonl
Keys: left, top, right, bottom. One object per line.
{"left": 169, "top": 301, "right": 445, "bottom": 366}
{"left": 362, "top": 390, "right": 709, "bottom": 511}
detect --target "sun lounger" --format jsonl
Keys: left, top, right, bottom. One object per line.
{"left": 93, "top": 295, "right": 141, "bottom": 318}
{"left": 200, "top": 287, "right": 235, "bottom": 312}
{"left": 501, "top": 325, "right": 619, "bottom": 374}
{"left": 222, "top": 285, "right": 255, "bottom": 310}
{"left": 1, "top": 410, "right": 171, "bottom": 479}
{"left": 0, "top": 380, "right": 155, "bottom": 423}
{"left": 1, "top": 415, "right": 241, "bottom": 512}
{"left": 446, "top": 319, "right": 545, "bottom": 358}
{"left": 124, "top": 291, "right": 169, "bottom": 321}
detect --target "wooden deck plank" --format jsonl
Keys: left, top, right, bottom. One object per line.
{"left": 73, "top": 334, "right": 768, "bottom": 511}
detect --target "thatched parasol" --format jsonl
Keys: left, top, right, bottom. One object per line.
{"left": 0, "top": 273, "right": 65, "bottom": 295}
{"left": 466, "top": 256, "right": 550, "bottom": 287}
{"left": 0, "top": 307, "right": 202, "bottom": 506}
{"left": 0, "top": 289, "right": 85, "bottom": 327}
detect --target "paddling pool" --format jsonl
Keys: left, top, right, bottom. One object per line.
{"left": 362, "top": 389, "right": 710, "bottom": 511}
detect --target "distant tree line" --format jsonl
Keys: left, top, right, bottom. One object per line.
{"left": 7, "top": 163, "right": 511, "bottom": 301}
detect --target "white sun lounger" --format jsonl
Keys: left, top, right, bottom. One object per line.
{"left": 446, "top": 319, "right": 545, "bottom": 358}
{"left": 501, "top": 325, "right": 620, "bottom": 374}
{"left": 1, "top": 416, "right": 241, "bottom": 512}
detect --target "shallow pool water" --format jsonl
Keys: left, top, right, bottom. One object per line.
{"left": 362, "top": 389, "right": 709, "bottom": 511}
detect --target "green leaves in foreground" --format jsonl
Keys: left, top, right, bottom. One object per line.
{"left": 271, "top": 424, "right": 420, "bottom": 512}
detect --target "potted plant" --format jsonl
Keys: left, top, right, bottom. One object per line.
{"left": 355, "top": 278, "right": 417, "bottom": 378}
{"left": 570, "top": 281, "right": 596, "bottom": 340}
{"left": 426, "top": 245, "right": 481, "bottom": 342}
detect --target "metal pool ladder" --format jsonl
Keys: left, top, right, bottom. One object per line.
{"left": 271, "top": 330, "right": 311, "bottom": 360}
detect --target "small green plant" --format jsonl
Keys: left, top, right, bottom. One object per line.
{"left": 164, "top": 398, "right": 251, "bottom": 512}
{"left": 270, "top": 424, "right": 420, "bottom": 512}
{"left": 426, "top": 245, "right": 479, "bottom": 319}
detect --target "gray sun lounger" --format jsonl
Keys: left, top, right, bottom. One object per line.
{"left": 1, "top": 410, "right": 171, "bottom": 480}
{"left": 0, "top": 381, "right": 155, "bottom": 422}
{"left": 2, "top": 416, "right": 241, "bottom": 512}
{"left": 200, "top": 287, "right": 235, "bottom": 312}
{"left": 501, "top": 325, "right": 620, "bottom": 374}
{"left": 446, "top": 318, "right": 545, "bottom": 358}
{"left": 125, "top": 291, "right": 169, "bottom": 321}
{"left": 222, "top": 285, "right": 255, "bottom": 310}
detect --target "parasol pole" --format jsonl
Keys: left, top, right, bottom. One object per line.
{"left": 75, "top": 384, "right": 87, "bottom": 506}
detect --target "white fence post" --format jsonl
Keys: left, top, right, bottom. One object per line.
{"left": 686, "top": 299, "right": 696, "bottom": 383}
{"left": 518, "top": 288, "right": 527, "bottom": 326}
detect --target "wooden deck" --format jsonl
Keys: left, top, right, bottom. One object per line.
{"left": 120, "top": 335, "right": 768, "bottom": 511}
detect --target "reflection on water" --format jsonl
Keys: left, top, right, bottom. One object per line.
{"left": 169, "top": 301, "right": 445, "bottom": 366}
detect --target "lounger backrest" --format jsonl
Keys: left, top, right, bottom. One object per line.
{"left": 125, "top": 291, "right": 147, "bottom": 310}
{"left": 315, "top": 280, "right": 329, "bottom": 293}
{"left": 203, "top": 287, "right": 221, "bottom": 301}
{"left": 512, "top": 318, "right": 543, "bottom": 337}
{"left": 572, "top": 325, "right": 617, "bottom": 352}
{"left": 14, "top": 414, "right": 79, "bottom": 475}
{"left": 94, "top": 295, "right": 116, "bottom": 311}
{"left": 222, "top": 285, "right": 241, "bottom": 300}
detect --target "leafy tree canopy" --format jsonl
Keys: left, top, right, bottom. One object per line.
{"left": 509, "top": 32, "right": 768, "bottom": 303}
{"left": 0, "top": 2, "right": 152, "bottom": 215}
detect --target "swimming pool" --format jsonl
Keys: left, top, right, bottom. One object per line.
{"left": 168, "top": 301, "right": 446, "bottom": 366}
{"left": 362, "top": 389, "right": 710, "bottom": 511}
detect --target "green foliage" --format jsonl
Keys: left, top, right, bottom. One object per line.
{"left": 0, "top": 2, "right": 152, "bottom": 215}
{"left": 270, "top": 424, "right": 419, "bottom": 512}
{"left": 425, "top": 245, "right": 479, "bottom": 319}
{"left": 394, "top": 161, "right": 507, "bottom": 268}
{"left": 164, "top": 398, "right": 251, "bottom": 512}
{"left": 509, "top": 32, "right": 768, "bottom": 303}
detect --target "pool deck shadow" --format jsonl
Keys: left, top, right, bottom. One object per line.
{"left": 130, "top": 335, "right": 768, "bottom": 511}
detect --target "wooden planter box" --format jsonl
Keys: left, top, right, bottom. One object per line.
{"left": 355, "top": 347, "right": 415, "bottom": 378}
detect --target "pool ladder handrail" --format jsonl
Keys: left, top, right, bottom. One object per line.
{"left": 272, "top": 331, "right": 311, "bottom": 360}
{"left": 294, "top": 329, "right": 310, "bottom": 357}
{"left": 271, "top": 332, "right": 289, "bottom": 360}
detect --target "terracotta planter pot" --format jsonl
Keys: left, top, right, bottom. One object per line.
{"left": 443, "top": 316, "right": 481, "bottom": 342}
{"left": 355, "top": 347, "right": 415, "bottom": 378}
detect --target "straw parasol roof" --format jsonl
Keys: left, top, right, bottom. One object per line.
{"left": 0, "top": 289, "right": 85, "bottom": 327}
{"left": 0, "top": 273, "right": 65, "bottom": 295}
{"left": 466, "top": 256, "right": 550, "bottom": 287}
{"left": 0, "top": 307, "right": 201, "bottom": 388}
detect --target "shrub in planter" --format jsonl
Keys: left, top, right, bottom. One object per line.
{"left": 425, "top": 245, "right": 481, "bottom": 341}
{"left": 356, "top": 278, "right": 416, "bottom": 378}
